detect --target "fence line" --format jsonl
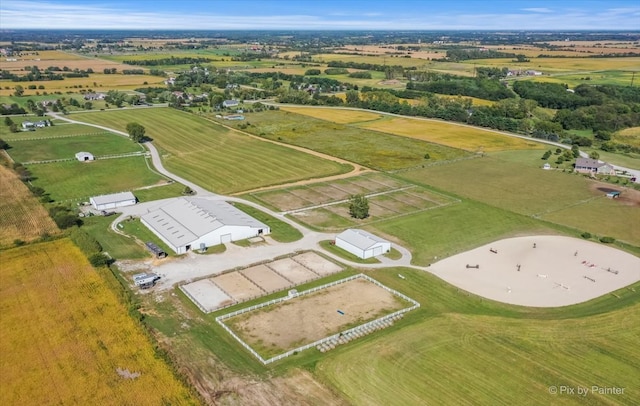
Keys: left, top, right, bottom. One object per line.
{"left": 216, "top": 273, "right": 420, "bottom": 365}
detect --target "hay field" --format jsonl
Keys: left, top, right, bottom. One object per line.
{"left": 71, "top": 108, "right": 349, "bottom": 194}
{"left": 279, "top": 107, "right": 383, "bottom": 124}
{"left": 317, "top": 268, "right": 640, "bottom": 405}
{"left": 0, "top": 164, "right": 58, "bottom": 247}
{"left": 0, "top": 240, "right": 197, "bottom": 405}
{"left": 615, "top": 127, "right": 640, "bottom": 148}
{"left": 472, "top": 56, "right": 640, "bottom": 73}
{"left": 244, "top": 110, "right": 469, "bottom": 171}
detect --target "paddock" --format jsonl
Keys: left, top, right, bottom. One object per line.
{"left": 428, "top": 235, "right": 640, "bottom": 307}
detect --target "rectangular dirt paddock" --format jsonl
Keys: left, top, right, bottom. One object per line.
{"left": 294, "top": 252, "right": 343, "bottom": 275}
{"left": 180, "top": 279, "right": 234, "bottom": 313}
{"left": 268, "top": 258, "right": 319, "bottom": 284}
{"left": 221, "top": 276, "right": 411, "bottom": 359}
{"left": 212, "top": 272, "right": 265, "bottom": 302}
{"left": 241, "top": 264, "right": 294, "bottom": 293}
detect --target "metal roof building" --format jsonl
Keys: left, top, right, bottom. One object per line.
{"left": 335, "top": 229, "right": 391, "bottom": 259}
{"left": 90, "top": 191, "right": 137, "bottom": 210}
{"left": 140, "top": 198, "right": 270, "bottom": 254}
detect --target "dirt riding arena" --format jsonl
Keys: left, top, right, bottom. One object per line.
{"left": 224, "top": 277, "right": 406, "bottom": 356}
{"left": 428, "top": 235, "right": 640, "bottom": 307}
{"left": 180, "top": 252, "right": 344, "bottom": 313}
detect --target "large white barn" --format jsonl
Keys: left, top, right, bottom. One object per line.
{"left": 335, "top": 229, "right": 391, "bottom": 259}
{"left": 90, "top": 191, "right": 137, "bottom": 210}
{"left": 140, "top": 198, "right": 270, "bottom": 254}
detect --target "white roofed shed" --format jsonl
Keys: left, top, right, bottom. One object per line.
{"left": 335, "top": 229, "right": 391, "bottom": 259}
{"left": 90, "top": 191, "right": 137, "bottom": 210}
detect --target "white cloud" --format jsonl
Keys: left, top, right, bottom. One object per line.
{"left": 522, "top": 8, "right": 553, "bottom": 13}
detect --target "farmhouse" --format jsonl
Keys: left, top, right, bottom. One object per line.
{"left": 75, "top": 151, "right": 95, "bottom": 162}
{"left": 21, "top": 120, "right": 49, "bottom": 129}
{"left": 335, "top": 229, "right": 391, "bottom": 259}
{"left": 90, "top": 191, "right": 137, "bottom": 210}
{"left": 575, "top": 157, "right": 616, "bottom": 175}
{"left": 140, "top": 198, "right": 270, "bottom": 254}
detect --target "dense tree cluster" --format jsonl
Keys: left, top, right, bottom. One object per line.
{"left": 122, "top": 56, "right": 213, "bottom": 66}
{"left": 408, "top": 77, "right": 515, "bottom": 101}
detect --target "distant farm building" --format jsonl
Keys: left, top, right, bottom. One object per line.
{"left": 575, "top": 157, "right": 616, "bottom": 176}
{"left": 222, "top": 99, "right": 239, "bottom": 108}
{"left": 75, "top": 151, "right": 95, "bottom": 162}
{"left": 543, "top": 163, "right": 551, "bottom": 170}
{"left": 335, "top": 229, "right": 391, "bottom": 259}
{"left": 22, "top": 120, "right": 50, "bottom": 130}
{"left": 140, "top": 198, "right": 270, "bottom": 254}
{"left": 90, "top": 191, "right": 137, "bottom": 210}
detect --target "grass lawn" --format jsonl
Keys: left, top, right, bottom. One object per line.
{"left": 28, "top": 157, "right": 166, "bottom": 201}
{"left": 79, "top": 216, "right": 148, "bottom": 260}
{"left": 133, "top": 182, "right": 186, "bottom": 202}
{"left": 370, "top": 200, "right": 557, "bottom": 266}
{"left": 6, "top": 133, "right": 143, "bottom": 162}
{"left": 71, "top": 108, "right": 350, "bottom": 194}
{"left": 315, "top": 267, "right": 640, "bottom": 406}
{"left": 120, "top": 217, "right": 174, "bottom": 256}
{"left": 230, "top": 202, "right": 303, "bottom": 243}
{"left": 0, "top": 122, "right": 105, "bottom": 141}
{"left": 241, "top": 110, "right": 469, "bottom": 171}
{"left": 319, "top": 240, "right": 380, "bottom": 264}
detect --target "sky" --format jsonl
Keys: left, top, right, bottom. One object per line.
{"left": 1, "top": 0, "right": 639, "bottom": 30}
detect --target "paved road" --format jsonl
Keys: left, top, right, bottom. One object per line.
{"left": 51, "top": 112, "right": 418, "bottom": 290}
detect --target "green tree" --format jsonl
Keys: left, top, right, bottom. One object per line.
{"left": 589, "top": 150, "right": 600, "bottom": 160}
{"left": 126, "top": 122, "right": 146, "bottom": 142}
{"left": 0, "top": 138, "right": 8, "bottom": 150}
{"left": 348, "top": 194, "right": 369, "bottom": 219}
{"left": 345, "top": 90, "right": 360, "bottom": 104}
{"left": 13, "top": 85, "right": 24, "bottom": 97}
{"left": 571, "top": 145, "right": 580, "bottom": 158}
{"left": 4, "top": 117, "right": 13, "bottom": 126}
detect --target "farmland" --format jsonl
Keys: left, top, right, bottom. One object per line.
{"left": 71, "top": 108, "right": 351, "bottom": 194}
{"left": 1, "top": 122, "right": 111, "bottom": 141}
{"left": 279, "top": 106, "right": 543, "bottom": 152}
{"left": 0, "top": 239, "right": 198, "bottom": 405}
{"left": 6, "top": 132, "right": 143, "bottom": 162}
{"left": 315, "top": 269, "right": 640, "bottom": 406}
{"left": 28, "top": 156, "right": 167, "bottom": 201}
{"left": 0, "top": 164, "right": 58, "bottom": 247}
{"left": 241, "top": 110, "right": 470, "bottom": 170}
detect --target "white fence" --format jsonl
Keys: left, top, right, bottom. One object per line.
{"left": 216, "top": 273, "right": 420, "bottom": 365}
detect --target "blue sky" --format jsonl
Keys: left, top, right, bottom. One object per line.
{"left": 1, "top": 0, "right": 639, "bottom": 30}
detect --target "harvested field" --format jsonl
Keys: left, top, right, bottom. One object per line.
{"left": 212, "top": 272, "right": 265, "bottom": 302}
{"left": 280, "top": 107, "right": 383, "bottom": 124}
{"left": 0, "top": 163, "right": 58, "bottom": 247}
{"left": 241, "top": 264, "right": 293, "bottom": 293}
{"left": 294, "top": 252, "right": 343, "bottom": 276}
{"left": 225, "top": 277, "right": 407, "bottom": 357}
{"left": 0, "top": 240, "right": 197, "bottom": 405}
{"left": 181, "top": 279, "right": 233, "bottom": 313}
{"left": 268, "top": 258, "right": 319, "bottom": 284}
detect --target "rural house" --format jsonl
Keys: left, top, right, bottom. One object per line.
{"left": 335, "top": 229, "right": 391, "bottom": 259}
{"left": 140, "top": 198, "right": 270, "bottom": 254}
{"left": 222, "top": 100, "right": 239, "bottom": 108}
{"left": 90, "top": 191, "right": 137, "bottom": 210}
{"left": 575, "top": 157, "right": 616, "bottom": 176}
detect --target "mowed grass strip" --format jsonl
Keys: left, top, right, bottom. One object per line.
{"left": 28, "top": 157, "right": 166, "bottom": 201}
{"left": 0, "top": 164, "right": 58, "bottom": 247}
{"left": 1, "top": 123, "right": 105, "bottom": 141}
{"left": 7, "top": 133, "right": 143, "bottom": 162}
{"left": 72, "top": 108, "right": 349, "bottom": 194}
{"left": 0, "top": 240, "right": 198, "bottom": 405}
{"left": 358, "top": 115, "right": 543, "bottom": 152}
{"left": 316, "top": 267, "right": 640, "bottom": 406}
{"left": 244, "top": 110, "right": 469, "bottom": 171}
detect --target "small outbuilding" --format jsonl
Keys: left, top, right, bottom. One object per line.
{"left": 335, "top": 229, "right": 391, "bottom": 260}
{"left": 222, "top": 99, "right": 239, "bottom": 108}
{"left": 75, "top": 151, "right": 95, "bottom": 162}
{"left": 90, "top": 191, "right": 137, "bottom": 210}
{"left": 145, "top": 242, "right": 167, "bottom": 258}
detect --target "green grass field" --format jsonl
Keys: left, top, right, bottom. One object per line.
{"left": 80, "top": 216, "right": 148, "bottom": 259}
{"left": 0, "top": 122, "right": 105, "bottom": 141}
{"left": 240, "top": 110, "right": 470, "bottom": 170}
{"left": 315, "top": 268, "right": 640, "bottom": 406}
{"left": 229, "top": 202, "right": 303, "bottom": 243}
{"left": 6, "top": 133, "right": 143, "bottom": 162}
{"left": 70, "top": 108, "right": 351, "bottom": 194}
{"left": 28, "top": 157, "right": 166, "bottom": 201}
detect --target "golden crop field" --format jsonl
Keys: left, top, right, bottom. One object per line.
{"left": 470, "top": 57, "right": 640, "bottom": 73}
{"left": 0, "top": 239, "right": 198, "bottom": 406}
{"left": 0, "top": 163, "right": 58, "bottom": 247}
{"left": 615, "top": 126, "right": 640, "bottom": 148}
{"left": 359, "top": 116, "right": 543, "bottom": 152}
{"left": 280, "top": 106, "right": 383, "bottom": 124}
